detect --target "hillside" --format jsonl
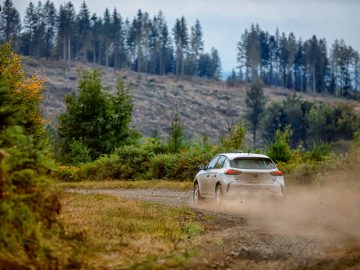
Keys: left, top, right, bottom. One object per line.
{"left": 25, "top": 58, "right": 360, "bottom": 143}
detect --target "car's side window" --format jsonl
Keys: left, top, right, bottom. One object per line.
{"left": 207, "top": 156, "right": 220, "bottom": 170}
{"left": 222, "top": 157, "right": 229, "bottom": 168}
{"left": 214, "top": 156, "right": 226, "bottom": 169}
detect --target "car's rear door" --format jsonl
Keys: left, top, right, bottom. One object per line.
{"left": 200, "top": 156, "right": 220, "bottom": 196}
{"left": 209, "top": 155, "right": 227, "bottom": 195}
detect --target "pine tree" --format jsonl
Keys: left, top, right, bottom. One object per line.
{"left": 173, "top": 16, "right": 189, "bottom": 75}
{"left": 188, "top": 19, "right": 204, "bottom": 75}
{"left": 90, "top": 13, "right": 102, "bottom": 63}
{"left": 112, "top": 8, "right": 127, "bottom": 68}
{"left": 210, "top": 47, "right": 221, "bottom": 79}
{"left": 57, "top": 69, "right": 134, "bottom": 161}
{"left": 22, "top": 1, "right": 37, "bottom": 55}
{"left": 168, "top": 109, "right": 184, "bottom": 153}
{"left": 237, "top": 29, "right": 249, "bottom": 80}
{"left": 259, "top": 30, "right": 270, "bottom": 81}
{"left": 246, "top": 24, "right": 261, "bottom": 81}
{"left": 0, "top": 0, "right": 21, "bottom": 44}
{"left": 245, "top": 79, "right": 266, "bottom": 147}
{"left": 100, "top": 8, "right": 112, "bottom": 66}
{"left": 294, "top": 40, "right": 305, "bottom": 91}
{"left": 304, "top": 35, "right": 328, "bottom": 93}
{"left": 159, "top": 16, "right": 173, "bottom": 74}
{"left": 76, "top": 1, "right": 91, "bottom": 61}
{"left": 43, "top": 0, "right": 57, "bottom": 58}
{"left": 126, "top": 9, "right": 151, "bottom": 72}
{"left": 57, "top": 2, "right": 76, "bottom": 61}
{"left": 109, "top": 79, "right": 133, "bottom": 148}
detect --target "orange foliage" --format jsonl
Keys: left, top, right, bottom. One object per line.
{"left": 0, "top": 43, "right": 46, "bottom": 130}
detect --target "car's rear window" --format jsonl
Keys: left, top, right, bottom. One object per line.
{"left": 231, "top": 158, "right": 275, "bottom": 170}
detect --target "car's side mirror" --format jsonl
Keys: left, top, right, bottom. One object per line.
{"left": 198, "top": 164, "right": 206, "bottom": 170}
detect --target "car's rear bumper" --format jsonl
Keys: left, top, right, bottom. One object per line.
{"left": 225, "top": 182, "right": 284, "bottom": 198}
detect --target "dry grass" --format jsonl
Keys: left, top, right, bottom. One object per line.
{"left": 57, "top": 179, "right": 193, "bottom": 191}
{"left": 59, "top": 192, "right": 200, "bottom": 269}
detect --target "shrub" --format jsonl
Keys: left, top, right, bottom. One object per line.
{"left": 68, "top": 139, "right": 92, "bottom": 164}
{"left": 148, "top": 145, "right": 217, "bottom": 180}
{"left": 305, "top": 142, "right": 330, "bottom": 161}
{"left": 267, "top": 126, "right": 292, "bottom": 162}
{"left": 54, "top": 142, "right": 218, "bottom": 182}
{"left": 221, "top": 121, "right": 246, "bottom": 151}
{"left": 0, "top": 43, "right": 60, "bottom": 268}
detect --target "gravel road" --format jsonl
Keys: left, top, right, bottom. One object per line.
{"left": 67, "top": 185, "right": 360, "bottom": 270}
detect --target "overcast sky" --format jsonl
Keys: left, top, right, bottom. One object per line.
{"left": 14, "top": 0, "right": 360, "bottom": 72}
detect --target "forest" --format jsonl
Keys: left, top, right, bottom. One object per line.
{"left": 0, "top": 0, "right": 222, "bottom": 79}
{"left": 234, "top": 24, "right": 360, "bottom": 98}
{"left": 1, "top": 0, "right": 360, "bottom": 99}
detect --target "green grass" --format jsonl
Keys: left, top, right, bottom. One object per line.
{"left": 59, "top": 192, "right": 201, "bottom": 269}
{"left": 57, "top": 179, "right": 193, "bottom": 191}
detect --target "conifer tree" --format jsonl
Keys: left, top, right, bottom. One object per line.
{"left": 76, "top": 1, "right": 91, "bottom": 61}
{"left": 245, "top": 79, "right": 266, "bottom": 147}
{"left": 0, "top": 0, "right": 21, "bottom": 44}
{"left": 189, "top": 19, "right": 204, "bottom": 75}
{"left": 173, "top": 16, "right": 189, "bottom": 75}
{"left": 43, "top": 0, "right": 57, "bottom": 58}
{"left": 112, "top": 8, "right": 127, "bottom": 68}
{"left": 168, "top": 109, "right": 184, "bottom": 153}
{"left": 57, "top": 69, "right": 134, "bottom": 161}
{"left": 57, "top": 2, "right": 76, "bottom": 61}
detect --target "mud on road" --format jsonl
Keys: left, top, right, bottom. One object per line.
{"left": 67, "top": 183, "right": 360, "bottom": 270}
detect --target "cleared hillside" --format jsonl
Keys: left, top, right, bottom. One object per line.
{"left": 25, "top": 58, "right": 360, "bottom": 142}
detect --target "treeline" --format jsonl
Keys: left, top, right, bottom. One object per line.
{"left": 233, "top": 24, "right": 360, "bottom": 99}
{"left": 244, "top": 80, "right": 360, "bottom": 150}
{"left": 0, "top": 0, "right": 221, "bottom": 79}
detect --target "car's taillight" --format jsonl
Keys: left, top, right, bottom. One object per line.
{"left": 224, "top": 169, "right": 242, "bottom": 175}
{"left": 270, "top": 170, "right": 282, "bottom": 176}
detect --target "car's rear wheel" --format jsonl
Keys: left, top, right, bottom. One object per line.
{"left": 193, "top": 182, "right": 203, "bottom": 204}
{"left": 215, "top": 184, "right": 223, "bottom": 205}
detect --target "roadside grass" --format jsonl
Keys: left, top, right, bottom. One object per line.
{"left": 57, "top": 179, "right": 193, "bottom": 191}
{"left": 59, "top": 192, "right": 201, "bottom": 269}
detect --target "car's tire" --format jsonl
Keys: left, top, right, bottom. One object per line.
{"left": 215, "top": 184, "right": 223, "bottom": 205}
{"left": 193, "top": 182, "right": 203, "bottom": 204}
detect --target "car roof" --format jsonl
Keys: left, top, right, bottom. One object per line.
{"left": 217, "top": 152, "right": 271, "bottom": 161}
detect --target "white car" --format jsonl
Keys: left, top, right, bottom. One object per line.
{"left": 193, "top": 152, "right": 285, "bottom": 204}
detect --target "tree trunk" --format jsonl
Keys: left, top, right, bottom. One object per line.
{"left": 253, "top": 128, "right": 257, "bottom": 149}
{"left": 67, "top": 36, "right": 71, "bottom": 62}
{"left": 93, "top": 44, "right": 96, "bottom": 64}
{"left": 63, "top": 37, "right": 66, "bottom": 61}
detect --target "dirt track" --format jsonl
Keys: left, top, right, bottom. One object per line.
{"left": 67, "top": 185, "right": 360, "bottom": 270}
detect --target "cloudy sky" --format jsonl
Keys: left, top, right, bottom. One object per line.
{"left": 14, "top": 0, "right": 360, "bottom": 72}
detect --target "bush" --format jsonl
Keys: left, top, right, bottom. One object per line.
{"left": 0, "top": 44, "right": 60, "bottom": 268}
{"left": 148, "top": 145, "right": 218, "bottom": 180}
{"left": 267, "top": 126, "right": 292, "bottom": 162}
{"left": 54, "top": 142, "right": 218, "bottom": 182}
{"left": 68, "top": 139, "right": 92, "bottom": 164}
{"left": 305, "top": 142, "right": 330, "bottom": 161}
{"left": 221, "top": 121, "right": 245, "bottom": 151}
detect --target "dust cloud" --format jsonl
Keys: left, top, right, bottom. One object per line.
{"left": 220, "top": 173, "right": 360, "bottom": 246}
